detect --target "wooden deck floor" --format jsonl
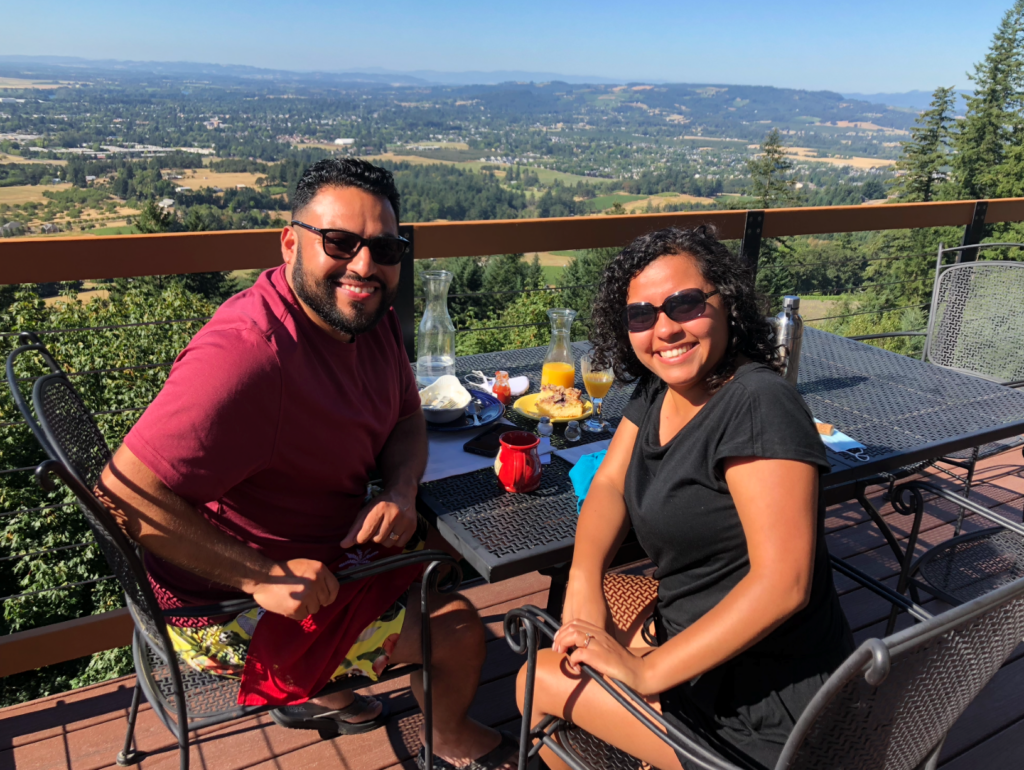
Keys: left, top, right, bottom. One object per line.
{"left": 5, "top": 450, "right": 1024, "bottom": 770}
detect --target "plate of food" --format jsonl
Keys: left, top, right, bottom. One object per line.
{"left": 513, "top": 385, "right": 593, "bottom": 423}
{"left": 426, "top": 389, "right": 506, "bottom": 432}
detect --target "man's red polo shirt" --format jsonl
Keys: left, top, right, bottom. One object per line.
{"left": 126, "top": 264, "right": 421, "bottom": 610}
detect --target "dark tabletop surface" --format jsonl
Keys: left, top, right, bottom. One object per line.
{"left": 419, "top": 329, "right": 1024, "bottom": 582}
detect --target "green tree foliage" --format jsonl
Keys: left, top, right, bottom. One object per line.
{"left": 133, "top": 200, "right": 176, "bottom": 234}
{"left": 953, "top": 0, "right": 1024, "bottom": 199}
{"left": 747, "top": 129, "right": 798, "bottom": 297}
{"left": 0, "top": 284, "right": 217, "bottom": 706}
{"left": 892, "top": 86, "right": 957, "bottom": 202}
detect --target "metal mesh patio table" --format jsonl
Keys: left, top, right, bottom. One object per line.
{"left": 419, "top": 330, "right": 1024, "bottom": 585}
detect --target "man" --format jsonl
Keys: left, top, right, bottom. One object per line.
{"left": 98, "top": 159, "right": 516, "bottom": 769}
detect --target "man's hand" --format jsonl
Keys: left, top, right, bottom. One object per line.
{"left": 249, "top": 559, "right": 340, "bottom": 620}
{"left": 341, "top": 489, "right": 418, "bottom": 549}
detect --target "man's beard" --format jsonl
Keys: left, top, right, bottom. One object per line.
{"left": 292, "top": 242, "right": 397, "bottom": 337}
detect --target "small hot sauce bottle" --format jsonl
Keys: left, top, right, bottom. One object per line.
{"left": 493, "top": 370, "right": 512, "bottom": 404}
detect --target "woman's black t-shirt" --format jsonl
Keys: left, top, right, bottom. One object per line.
{"left": 622, "top": 362, "right": 853, "bottom": 769}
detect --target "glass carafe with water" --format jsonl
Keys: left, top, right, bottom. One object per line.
{"left": 542, "top": 308, "right": 577, "bottom": 388}
{"left": 416, "top": 270, "right": 456, "bottom": 387}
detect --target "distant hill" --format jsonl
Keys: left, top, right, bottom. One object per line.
{"left": 0, "top": 55, "right": 918, "bottom": 135}
{"left": 844, "top": 89, "right": 970, "bottom": 114}
{"left": 0, "top": 56, "right": 620, "bottom": 87}
{"left": 348, "top": 68, "right": 624, "bottom": 85}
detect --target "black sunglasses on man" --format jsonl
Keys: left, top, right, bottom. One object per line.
{"left": 291, "top": 221, "right": 410, "bottom": 266}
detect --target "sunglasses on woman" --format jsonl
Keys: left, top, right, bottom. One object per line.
{"left": 291, "top": 220, "right": 410, "bottom": 266}
{"left": 623, "top": 288, "right": 720, "bottom": 332}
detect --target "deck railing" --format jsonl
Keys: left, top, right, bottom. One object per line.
{"left": 1, "top": 197, "right": 1023, "bottom": 680}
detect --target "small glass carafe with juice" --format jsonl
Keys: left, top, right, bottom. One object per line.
{"left": 541, "top": 308, "right": 577, "bottom": 389}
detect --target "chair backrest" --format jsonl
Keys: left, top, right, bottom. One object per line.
{"left": 924, "top": 247, "right": 1024, "bottom": 384}
{"left": 6, "top": 335, "right": 176, "bottom": 661}
{"left": 777, "top": 574, "right": 1024, "bottom": 770}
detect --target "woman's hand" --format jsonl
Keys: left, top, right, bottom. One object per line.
{"left": 553, "top": 619, "right": 651, "bottom": 694}
{"left": 561, "top": 569, "right": 609, "bottom": 629}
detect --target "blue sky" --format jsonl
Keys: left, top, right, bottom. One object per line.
{"left": 4, "top": 0, "right": 1015, "bottom": 93}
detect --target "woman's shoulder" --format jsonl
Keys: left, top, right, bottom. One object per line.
{"left": 725, "top": 362, "right": 802, "bottom": 404}
{"left": 622, "top": 373, "right": 664, "bottom": 424}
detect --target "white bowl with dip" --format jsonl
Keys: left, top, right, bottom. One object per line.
{"left": 419, "top": 375, "right": 472, "bottom": 423}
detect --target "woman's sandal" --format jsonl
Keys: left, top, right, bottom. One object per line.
{"left": 269, "top": 693, "right": 391, "bottom": 739}
{"left": 416, "top": 730, "right": 519, "bottom": 770}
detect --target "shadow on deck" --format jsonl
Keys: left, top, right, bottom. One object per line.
{"left": 5, "top": 450, "right": 1024, "bottom": 770}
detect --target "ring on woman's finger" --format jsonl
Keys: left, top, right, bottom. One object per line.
{"left": 583, "top": 632, "right": 593, "bottom": 648}
{"left": 389, "top": 532, "right": 400, "bottom": 541}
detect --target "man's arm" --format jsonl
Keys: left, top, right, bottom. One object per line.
{"left": 98, "top": 446, "right": 339, "bottom": 620}
{"left": 341, "top": 408, "right": 427, "bottom": 548}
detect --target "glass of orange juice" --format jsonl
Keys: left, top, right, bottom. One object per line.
{"left": 581, "top": 352, "right": 613, "bottom": 433}
{"left": 541, "top": 361, "right": 576, "bottom": 389}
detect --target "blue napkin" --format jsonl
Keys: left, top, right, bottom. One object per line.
{"left": 568, "top": 450, "right": 607, "bottom": 513}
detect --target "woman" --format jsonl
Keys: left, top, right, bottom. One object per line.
{"left": 517, "top": 226, "right": 853, "bottom": 770}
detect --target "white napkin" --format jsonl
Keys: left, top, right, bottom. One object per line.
{"left": 554, "top": 439, "right": 613, "bottom": 466}
{"left": 422, "top": 419, "right": 515, "bottom": 483}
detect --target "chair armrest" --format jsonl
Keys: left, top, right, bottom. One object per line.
{"left": 504, "top": 605, "right": 745, "bottom": 770}
{"left": 829, "top": 555, "right": 933, "bottom": 623}
{"left": 846, "top": 332, "right": 927, "bottom": 341}
{"left": 163, "top": 550, "right": 461, "bottom": 619}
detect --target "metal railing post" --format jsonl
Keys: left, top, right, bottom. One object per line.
{"left": 739, "top": 210, "right": 765, "bottom": 275}
{"left": 396, "top": 225, "right": 416, "bottom": 362}
{"left": 959, "top": 201, "right": 988, "bottom": 263}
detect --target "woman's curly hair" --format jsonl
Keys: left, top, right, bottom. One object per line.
{"left": 590, "top": 225, "right": 782, "bottom": 394}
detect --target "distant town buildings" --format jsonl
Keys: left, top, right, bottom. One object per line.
{"left": 158, "top": 198, "right": 175, "bottom": 209}
{"left": 334, "top": 138, "right": 355, "bottom": 146}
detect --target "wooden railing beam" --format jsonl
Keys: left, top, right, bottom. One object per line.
{"left": 0, "top": 608, "right": 133, "bottom": 678}
{"left": 5, "top": 199, "right": 1024, "bottom": 286}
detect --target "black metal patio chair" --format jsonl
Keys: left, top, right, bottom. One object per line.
{"left": 506, "top": 544, "right": 1024, "bottom": 770}
{"left": 5, "top": 332, "right": 458, "bottom": 770}
{"left": 855, "top": 243, "right": 1024, "bottom": 526}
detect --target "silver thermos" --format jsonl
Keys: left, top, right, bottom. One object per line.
{"left": 773, "top": 295, "right": 803, "bottom": 386}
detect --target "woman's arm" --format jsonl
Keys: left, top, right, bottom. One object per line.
{"left": 561, "top": 418, "right": 638, "bottom": 629}
{"left": 555, "top": 456, "right": 819, "bottom": 695}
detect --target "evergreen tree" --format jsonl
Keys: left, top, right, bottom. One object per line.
{"left": 480, "top": 253, "right": 540, "bottom": 316}
{"left": 133, "top": 200, "right": 175, "bottom": 234}
{"left": 747, "top": 129, "right": 798, "bottom": 297}
{"left": 747, "top": 128, "right": 797, "bottom": 209}
{"left": 892, "top": 86, "right": 957, "bottom": 202}
{"left": 953, "top": 0, "right": 1024, "bottom": 199}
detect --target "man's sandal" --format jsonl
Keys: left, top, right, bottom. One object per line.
{"left": 269, "top": 693, "right": 391, "bottom": 739}
{"left": 416, "top": 730, "right": 519, "bottom": 770}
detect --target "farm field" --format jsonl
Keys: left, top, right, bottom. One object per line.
{"left": 167, "top": 169, "right": 264, "bottom": 189}
{"left": 587, "top": 193, "right": 646, "bottom": 211}
{"left": 0, "top": 183, "right": 72, "bottom": 204}
{"left": 782, "top": 146, "right": 896, "bottom": 170}
{"left": 622, "top": 192, "right": 716, "bottom": 211}
{"left": 0, "top": 77, "right": 69, "bottom": 90}
{"left": 0, "top": 153, "right": 67, "bottom": 166}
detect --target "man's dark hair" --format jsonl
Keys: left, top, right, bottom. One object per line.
{"left": 292, "top": 158, "right": 401, "bottom": 221}
{"left": 590, "top": 225, "right": 782, "bottom": 394}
